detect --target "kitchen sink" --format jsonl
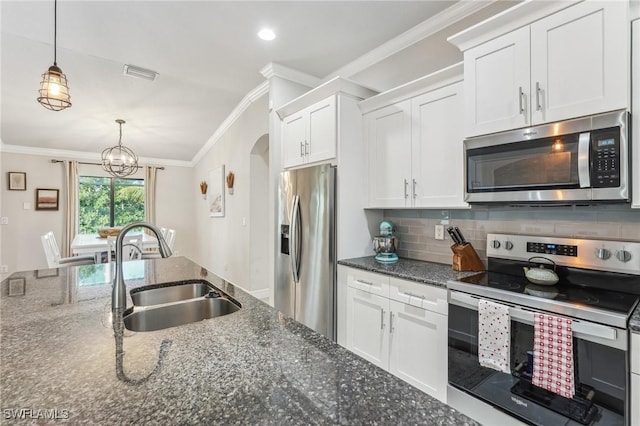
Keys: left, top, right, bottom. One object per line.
{"left": 131, "top": 280, "right": 214, "bottom": 306}
{"left": 124, "top": 281, "right": 241, "bottom": 332}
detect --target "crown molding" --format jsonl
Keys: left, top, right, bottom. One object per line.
{"left": 190, "top": 80, "right": 270, "bottom": 165}
{"left": 0, "top": 143, "right": 193, "bottom": 168}
{"left": 259, "top": 62, "right": 321, "bottom": 88}
{"left": 326, "top": 1, "right": 499, "bottom": 80}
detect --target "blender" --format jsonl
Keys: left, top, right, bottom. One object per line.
{"left": 372, "top": 220, "right": 399, "bottom": 263}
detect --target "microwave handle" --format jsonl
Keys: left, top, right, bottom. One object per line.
{"left": 578, "top": 132, "right": 591, "bottom": 188}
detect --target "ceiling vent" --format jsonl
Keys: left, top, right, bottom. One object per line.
{"left": 123, "top": 64, "right": 159, "bottom": 82}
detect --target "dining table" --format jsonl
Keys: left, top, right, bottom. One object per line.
{"left": 71, "top": 232, "right": 159, "bottom": 262}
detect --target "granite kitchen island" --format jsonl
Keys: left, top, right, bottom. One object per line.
{"left": 0, "top": 257, "right": 477, "bottom": 425}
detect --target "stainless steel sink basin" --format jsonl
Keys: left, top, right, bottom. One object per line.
{"left": 124, "top": 280, "right": 241, "bottom": 332}
{"left": 124, "top": 297, "right": 241, "bottom": 332}
{"left": 131, "top": 281, "right": 213, "bottom": 306}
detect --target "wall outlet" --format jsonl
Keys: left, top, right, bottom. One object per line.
{"left": 1, "top": 265, "right": 8, "bottom": 273}
{"left": 434, "top": 224, "right": 445, "bottom": 240}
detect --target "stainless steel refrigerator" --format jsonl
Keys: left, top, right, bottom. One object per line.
{"left": 276, "top": 164, "right": 336, "bottom": 341}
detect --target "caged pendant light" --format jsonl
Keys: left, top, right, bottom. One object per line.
{"left": 101, "top": 120, "right": 139, "bottom": 177}
{"left": 37, "top": 0, "right": 72, "bottom": 111}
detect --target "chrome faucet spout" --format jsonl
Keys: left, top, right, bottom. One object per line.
{"left": 112, "top": 222, "right": 172, "bottom": 313}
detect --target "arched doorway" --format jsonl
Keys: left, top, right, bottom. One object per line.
{"left": 249, "top": 134, "right": 270, "bottom": 303}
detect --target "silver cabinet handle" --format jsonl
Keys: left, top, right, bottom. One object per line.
{"left": 518, "top": 86, "right": 525, "bottom": 114}
{"left": 299, "top": 142, "right": 304, "bottom": 157}
{"left": 577, "top": 132, "right": 591, "bottom": 188}
{"left": 390, "top": 312, "right": 395, "bottom": 333}
{"left": 355, "top": 279, "right": 372, "bottom": 286}
{"left": 404, "top": 179, "right": 408, "bottom": 199}
{"left": 304, "top": 141, "right": 309, "bottom": 155}
{"left": 412, "top": 179, "right": 417, "bottom": 199}
{"left": 380, "top": 309, "right": 385, "bottom": 330}
{"left": 535, "top": 82, "right": 542, "bottom": 111}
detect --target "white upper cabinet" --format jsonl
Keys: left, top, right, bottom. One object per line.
{"left": 411, "top": 82, "right": 466, "bottom": 208}
{"left": 451, "top": 0, "right": 629, "bottom": 137}
{"left": 361, "top": 63, "right": 468, "bottom": 209}
{"left": 282, "top": 96, "right": 336, "bottom": 168}
{"left": 365, "top": 101, "right": 412, "bottom": 208}
{"left": 463, "top": 27, "right": 531, "bottom": 136}
{"left": 632, "top": 18, "right": 639, "bottom": 209}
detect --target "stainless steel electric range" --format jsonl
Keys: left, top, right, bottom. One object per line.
{"left": 447, "top": 233, "right": 640, "bottom": 426}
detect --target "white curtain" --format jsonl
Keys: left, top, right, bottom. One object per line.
{"left": 145, "top": 165, "right": 158, "bottom": 225}
{"left": 63, "top": 160, "right": 79, "bottom": 257}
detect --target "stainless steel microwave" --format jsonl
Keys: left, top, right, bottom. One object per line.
{"left": 464, "top": 110, "right": 629, "bottom": 204}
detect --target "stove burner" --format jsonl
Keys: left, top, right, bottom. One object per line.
{"left": 488, "top": 280, "right": 522, "bottom": 291}
{"left": 524, "top": 284, "right": 559, "bottom": 299}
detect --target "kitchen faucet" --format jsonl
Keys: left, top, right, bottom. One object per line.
{"left": 112, "top": 222, "right": 173, "bottom": 313}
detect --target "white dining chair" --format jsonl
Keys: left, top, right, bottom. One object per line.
{"left": 106, "top": 236, "right": 143, "bottom": 263}
{"left": 165, "top": 229, "right": 176, "bottom": 251}
{"left": 41, "top": 232, "right": 96, "bottom": 268}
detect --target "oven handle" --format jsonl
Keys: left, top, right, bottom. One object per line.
{"left": 449, "top": 291, "right": 618, "bottom": 342}
{"left": 577, "top": 132, "right": 591, "bottom": 188}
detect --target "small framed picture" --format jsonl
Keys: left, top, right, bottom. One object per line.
{"left": 8, "top": 277, "right": 26, "bottom": 297}
{"left": 36, "top": 188, "right": 59, "bottom": 211}
{"left": 36, "top": 268, "right": 59, "bottom": 279}
{"left": 209, "top": 165, "right": 225, "bottom": 218}
{"left": 8, "top": 172, "right": 26, "bottom": 191}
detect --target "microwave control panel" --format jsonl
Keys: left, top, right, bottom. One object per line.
{"left": 590, "top": 127, "right": 620, "bottom": 188}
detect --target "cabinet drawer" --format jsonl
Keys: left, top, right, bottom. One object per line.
{"left": 346, "top": 268, "right": 389, "bottom": 297}
{"left": 389, "top": 277, "right": 447, "bottom": 315}
{"left": 632, "top": 333, "right": 640, "bottom": 374}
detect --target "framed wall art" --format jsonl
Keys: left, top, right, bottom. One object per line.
{"left": 7, "top": 172, "right": 26, "bottom": 191}
{"left": 35, "top": 188, "right": 59, "bottom": 211}
{"left": 209, "top": 165, "right": 225, "bottom": 217}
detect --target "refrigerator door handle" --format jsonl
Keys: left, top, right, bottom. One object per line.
{"left": 290, "top": 195, "right": 301, "bottom": 283}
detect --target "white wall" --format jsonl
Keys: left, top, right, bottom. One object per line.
{"left": 0, "top": 152, "right": 194, "bottom": 276}
{"left": 192, "top": 95, "right": 269, "bottom": 293}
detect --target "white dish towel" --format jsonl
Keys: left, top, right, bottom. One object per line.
{"left": 478, "top": 299, "right": 511, "bottom": 373}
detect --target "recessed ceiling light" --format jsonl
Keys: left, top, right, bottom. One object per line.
{"left": 258, "top": 28, "right": 276, "bottom": 41}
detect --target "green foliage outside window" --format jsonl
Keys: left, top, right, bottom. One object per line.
{"left": 78, "top": 176, "right": 144, "bottom": 233}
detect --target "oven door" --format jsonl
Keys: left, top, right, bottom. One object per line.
{"left": 448, "top": 291, "right": 629, "bottom": 426}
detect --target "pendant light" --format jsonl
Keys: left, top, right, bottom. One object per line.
{"left": 101, "top": 120, "right": 139, "bottom": 177}
{"left": 37, "top": 0, "right": 72, "bottom": 111}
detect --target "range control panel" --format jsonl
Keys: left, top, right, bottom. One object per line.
{"left": 527, "top": 242, "right": 577, "bottom": 257}
{"left": 487, "top": 233, "right": 640, "bottom": 275}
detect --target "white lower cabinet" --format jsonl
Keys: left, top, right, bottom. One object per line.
{"left": 341, "top": 266, "right": 448, "bottom": 402}
{"left": 632, "top": 333, "right": 640, "bottom": 426}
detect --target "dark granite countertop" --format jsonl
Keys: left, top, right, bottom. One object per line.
{"left": 0, "top": 257, "right": 477, "bottom": 425}
{"left": 338, "top": 256, "right": 481, "bottom": 288}
{"left": 630, "top": 304, "right": 640, "bottom": 333}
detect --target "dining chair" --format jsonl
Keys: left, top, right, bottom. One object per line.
{"left": 165, "top": 229, "right": 176, "bottom": 251}
{"left": 106, "top": 236, "right": 143, "bottom": 263}
{"left": 41, "top": 232, "right": 96, "bottom": 268}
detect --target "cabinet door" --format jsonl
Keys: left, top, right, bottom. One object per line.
{"left": 633, "top": 374, "right": 640, "bottom": 426}
{"left": 306, "top": 96, "right": 337, "bottom": 165}
{"left": 365, "top": 101, "right": 412, "bottom": 207}
{"left": 463, "top": 26, "right": 530, "bottom": 137}
{"left": 632, "top": 19, "right": 639, "bottom": 209}
{"left": 411, "top": 82, "right": 467, "bottom": 208}
{"left": 530, "top": 1, "right": 628, "bottom": 125}
{"left": 345, "top": 286, "right": 390, "bottom": 369}
{"left": 282, "top": 113, "right": 306, "bottom": 168}
{"left": 388, "top": 299, "right": 448, "bottom": 402}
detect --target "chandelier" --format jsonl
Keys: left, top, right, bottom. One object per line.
{"left": 37, "top": 0, "right": 71, "bottom": 111}
{"left": 101, "top": 120, "right": 139, "bottom": 177}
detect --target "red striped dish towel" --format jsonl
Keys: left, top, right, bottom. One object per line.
{"left": 478, "top": 299, "right": 510, "bottom": 373}
{"left": 532, "top": 313, "right": 575, "bottom": 399}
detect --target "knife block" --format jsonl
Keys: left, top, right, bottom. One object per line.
{"left": 451, "top": 243, "right": 485, "bottom": 272}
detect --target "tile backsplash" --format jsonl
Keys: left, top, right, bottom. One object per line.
{"left": 384, "top": 205, "right": 640, "bottom": 266}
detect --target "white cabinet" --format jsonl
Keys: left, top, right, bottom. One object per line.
{"left": 340, "top": 265, "right": 448, "bottom": 402}
{"left": 282, "top": 96, "right": 336, "bottom": 168}
{"left": 364, "top": 101, "right": 412, "bottom": 207}
{"left": 362, "top": 66, "right": 467, "bottom": 209}
{"left": 454, "top": 0, "right": 629, "bottom": 137}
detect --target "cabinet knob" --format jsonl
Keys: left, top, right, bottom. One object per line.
{"left": 490, "top": 240, "right": 501, "bottom": 249}
{"left": 595, "top": 248, "right": 611, "bottom": 260}
{"left": 615, "top": 250, "right": 632, "bottom": 263}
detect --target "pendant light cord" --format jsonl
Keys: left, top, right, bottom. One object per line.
{"left": 53, "top": 0, "right": 57, "bottom": 66}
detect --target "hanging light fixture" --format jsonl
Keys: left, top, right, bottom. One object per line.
{"left": 101, "top": 120, "right": 139, "bottom": 177}
{"left": 37, "top": 0, "right": 71, "bottom": 111}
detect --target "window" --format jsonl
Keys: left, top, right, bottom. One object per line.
{"left": 78, "top": 176, "right": 144, "bottom": 233}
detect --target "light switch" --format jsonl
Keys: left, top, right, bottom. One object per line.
{"left": 0, "top": 217, "right": 8, "bottom": 225}
{"left": 23, "top": 202, "right": 31, "bottom": 210}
